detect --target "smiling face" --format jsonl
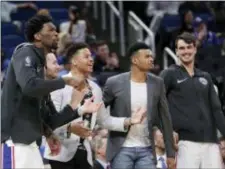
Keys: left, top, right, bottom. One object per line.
{"left": 176, "top": 39, "right": 197, "bottom": 65}
{"left": 71, "top": 48, "right": 94, "bottom": 74}
{"left": 45, "top": 53, "right": 60, "bottom": 79}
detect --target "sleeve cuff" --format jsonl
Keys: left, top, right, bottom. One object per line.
{"left": 56, "top": 78, "right": 66, "bottom": 88}
{"left": 65, "top": 104, "right": 80, "bottom": 119}
{"left": 121, "top": 118, "right": 129, "bottom": 132}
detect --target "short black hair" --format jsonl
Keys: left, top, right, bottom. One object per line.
{"left": 127, "top": 42, "right": 150, "bottom": 59}
{"left": 175, "top": 32, "right": 196, "bottom": 48}
{"left": 69, "top": 5, "right": 80, "bottom": 14}
{"left": 95, "top": 40, "right": 107, "bottom": 49}
{"left": 219, "top": 136, "right": 225, "bottom": 142}
{"left": 65, "top": 42, "right": 89, "bottom": 63}
{"left": 24, "top": 15, "right": 53, "bottom": 42}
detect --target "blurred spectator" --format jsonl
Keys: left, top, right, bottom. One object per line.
{"left": 194, "top": 17, "right": 220, "bottom": 48}
{"left": 178, "top": 10, "right": 194, "bottom": 34}
{"left": 170, "top": 10, "right": 194, "bottom": 50}
{"left": 154, "top": 129, "right": 167, "bottom": 169}
{"left": 93, "top": 40, "right": 110, "bottom": 73}
{"left": 88, "top": 41, "right": 97, "bottom": 59}
{"left": 37, "top": 8, "right": 50, "bottom": 16}
{"left": 104, "top": 52, "right": 120, "bottom": 72}
{"left": 80, "top": 6, "right": 96, "bottom": 41}
{"left": 1, "top": 1, "right": 37, "bottom": 22}
{"left": 219, "top": 137, "right": 225, "bottom": 168}
{"left": 151, "top": 64, "right": 161, "bottom": 75}
{"left": 57, "top": 53, "right": 72, "bottom": 77}
{"left": 92, "top": 41, "right": 121, "bottom": 87}
{"left": 56, "top": 32, "right": 73, "bottom": 56}
{"left": 60, "top": 5, "right": 87, "bottom": 43}
{"left": 179, "top": 2, "right": 213, "bottom": 15}
{"left": 146, "top": 1, "right": 181, "bottom": 17}
{"left": 93, "top": 136, "right": 109, "bottom": 169}
{"left": 210, "top": 2, "right": 225, "bottom": 32}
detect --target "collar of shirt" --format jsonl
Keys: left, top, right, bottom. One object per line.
{"left": 175, "top": 64, "right": 203, "bottom": 77}
{"left": 96, "top": 158, "right": 108, "bottom": 169}
{"left": 31, "top": 45, "right": 45, "bottom": 64}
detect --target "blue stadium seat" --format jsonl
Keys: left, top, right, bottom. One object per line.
{"left": 161, "top": 14, "right": 181, "bottom": 32}
{"left": 36, "top": 1, "right": 64, "bottom": 9}
{"left": 2, "top": 58, "right": 11, "bottom": 71}
{"left": 2, "top": 35, "right": 24, "bottom": 49}
{"left": 11, "top": 8, "right": 36, "bottom": 21}
{"left": 195, "top": 13, "right": 213, "bottom": 22}
{"left": 54, "top": 19, "right": 68, "bottom": 28}
{"left": 4, "top": 47, "right": 16, "bottom": 59}
{"left": 50, "top": 9, "right": 68, "bottom": 20}
{"left": 2, "top": 23, "right": 19, "bottom": 35}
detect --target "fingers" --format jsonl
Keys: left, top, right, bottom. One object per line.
{"left": 95, "top": 102, "right": 103, "bottom": 111}
{"left": 76, "top": 121, "right": 84, "bottom": 125}
{"left": 139, "top": 107, "right": 147, "bottom": 114}
{"left": 80, "top": 131, "right": 92, "bottom": 139}
{"left": 135, "top": 107, "right": 142, "bottom": 113}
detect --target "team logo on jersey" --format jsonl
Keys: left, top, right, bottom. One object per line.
{"left": 199, "top": 77, "right": 208, "bottom": 85}
{"left": 25, "top": 56, "right": 31, "bottom": 67}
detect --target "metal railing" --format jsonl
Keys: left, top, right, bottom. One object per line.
{"left": 149, "top": 12, "right": 164, "bottom": 34}
{"left": 92, "top": 1, "right": 125, "bottom": 56}
{"left": 163, "top": 47, "right": 179, "bottom": 69}
{"left": 128, "top": 11, "right": 156, "bottom": 57}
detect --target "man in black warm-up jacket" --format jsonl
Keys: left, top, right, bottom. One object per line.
{"left": 160, "top": 32, "right": 225, "bottom": 168}
{"left": 1, "top": 15, "right": 101, "bottom": 169}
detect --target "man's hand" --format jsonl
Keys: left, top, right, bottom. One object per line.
{"left": 131, "top": 107, "right": 147, "bottom": 124}
{"left": 62, "top": 76, "right": 84, "bottom": 88}
{"left": 167, "top": 157, "right": 176, "bottom": 169}
{"left": 80, "top": 96, "right": 103, "bottom": 115}
{"left": 46, "top": 134, "right": 61, "bottom": 156}
{"left": 28, "top": 3, "right": 38, "bottom": 10}
{"left": 17, "top": 3, "right": 38, "bottom": 11}
{"left": 70, "top": 121, "right": 92, "bottom": 139}
{"left": 173, "top": 131, "right": 179, "bottom": 151}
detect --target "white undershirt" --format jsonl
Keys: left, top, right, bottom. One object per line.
{"left": 156, "top": 153, "right": 167, "bottom": 168}
{"left": 123, "top": 81, "right": 151, "bottom": 147}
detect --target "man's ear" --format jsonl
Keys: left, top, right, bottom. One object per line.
{"left": 71, "top": 59, "right": 77, "bottom": 66}
{"left": 34, "top": 32, "right": 41, "bottom": 41}
{"left": 131, "top": 56, "right": 138, "bottom": 65}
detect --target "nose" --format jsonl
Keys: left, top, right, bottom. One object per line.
{"left": 56, "top": 64, "right": 61, "bottom": 71}
{"left": 149, "top": 55, "right": 154, "bottom": 62}
{"left": 55, "top": 31, "right": 58, "bottom": 37}
{"left": 89, "top": 56, "right": 94, "bottom": 62}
